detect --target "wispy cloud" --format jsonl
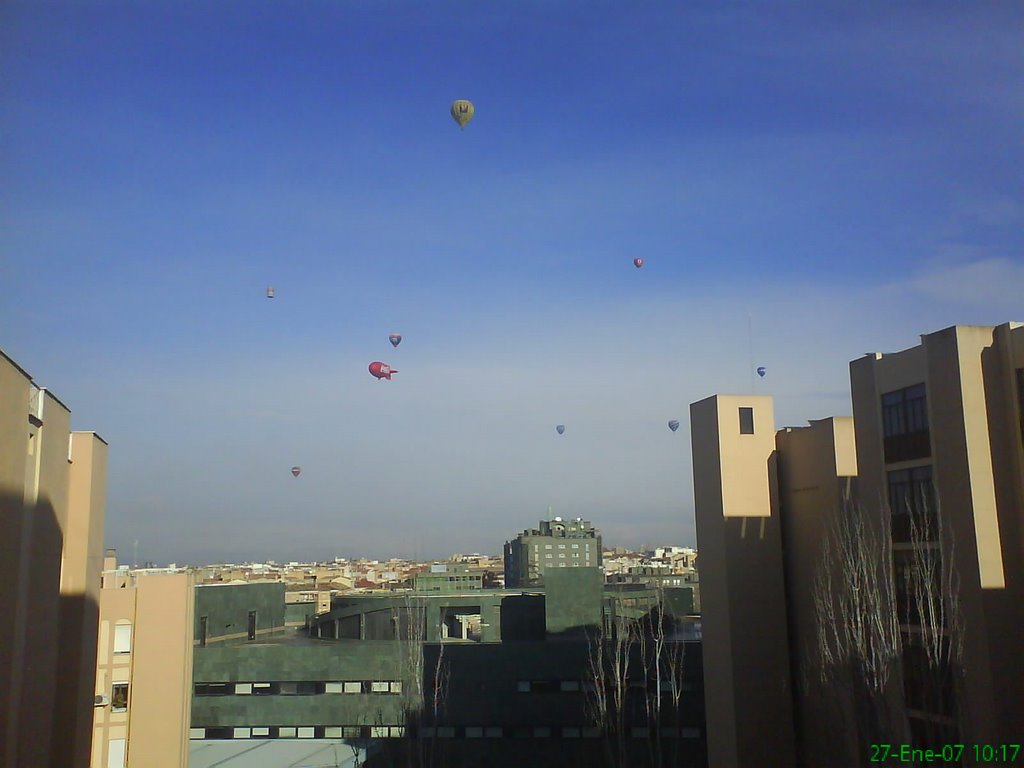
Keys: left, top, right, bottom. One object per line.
{"left": 909, "top": 257, "right": 1024, "bottom": 309}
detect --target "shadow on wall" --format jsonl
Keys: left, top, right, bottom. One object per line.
{"left": 0, "top": 490, "right": 99, "bottom": 768}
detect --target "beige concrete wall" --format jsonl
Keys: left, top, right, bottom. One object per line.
{"left": 691, "top": 394, "right": 795, "bottom": 768}
{"left": 13, "top": 389, "right": 72, "bottom": 768}
{"left": 53, "top": 432, "right": 109, "bottom": 768}
{"left": 92, "top": 572, "right": 194, "bottom": 768}
{"left": 776, "top": 418, "right": 859, "bottom": 767}
{"left": 1, "top": 349, "right": 108, "bottom": 768}
{"left": 0, "top": 352, "right": 33, "bottom": 768}
{"left": 718, "top": 396, "right": 775, "bottom": 518}
{"left": 849, "top": 323, "right": 1024, "bottom": 747}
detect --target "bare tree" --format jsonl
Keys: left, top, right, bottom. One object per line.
{"left": 586, "top": 603, "right": 637, "bottom": 768}
{"left": 586, "top": 588, "right": 691, "bottom": 768}
{"left": 812, "top": 498, "right": 907, "bottom": 758}
{"left": 899, "top": 497, "right": 964, "bottom": 748}
{"left": 813, "top": 493, "right": 966, "bottom": 763}
{"left": 391, "top": 594, "right": 450, "bottom": 768}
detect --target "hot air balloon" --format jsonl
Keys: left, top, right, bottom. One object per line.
{"left": 291, "top": 466, "right": 301, "bottom": 477}
{"left": 389, "top": 334, "right": 402, "bottom": 348}
{"left": 450, "top": 99, "right": 474, "bottom": 129}
{"left": 556, "top": 425, "right": 565, "bottom": 435}
{"left": 757, "top": 366, "right": 766, "bottom": 378}
{"left": 668, "top": 420, "right": 680, "bottom": 432}
{"left": 633, "top": 258, "right": 644, "bottom": 269}
{"left": 266, "top": 286, "right": 275, "bottom": 299}
{"left": 369, "top": 361, "right": 398, "bottom": 380}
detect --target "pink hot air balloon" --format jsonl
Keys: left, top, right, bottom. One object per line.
{"left": 291, "top": 466, "right": 301, "bottom": 477}
{"left": 368, "top": 361, "right": 398, "bottom": 380}
{"left": 633, "top": 258, "right": 644, "bottom": 269}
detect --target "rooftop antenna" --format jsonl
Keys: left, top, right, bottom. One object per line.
{"left": 747, "top": 312, "right": 755, "bottom": 392}
{"left": 132, "top": 539, "right": 138, "bottom": 569}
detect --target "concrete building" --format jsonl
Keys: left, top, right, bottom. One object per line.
{"left": 689, "top": 395, "right": 796, "bottom": 768}
{"left": 690, "top": 322, "right": 1024, "bottom": 768}
{"left": 91, "top": 554, "right": 195, "bottom": 768}
{"left": 190, "top": 573, "right": 707, "bottom": 767}
{"left": 413, "top": 563, "right": 484, "bottom": 593}
{"left": 848, "top": 323, "right": 1024, "bottom": 749}
{"left": 504, "top": 516, "right": 602, "bottom": 587}
{"left": 1, "top": 348, "right": 108, "bottom": 768}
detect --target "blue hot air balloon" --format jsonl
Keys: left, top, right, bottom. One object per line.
{"left": 556, "top": 425, "right": 565, "bottom": 435}
{"left": 389, "top": 334, "right": 402, "bottom": 348}
{"left": 668, "top": 420, "right": 680, "bottom": 432}
{"left": 757, "top": 366, "right": 766, "bottom": 378}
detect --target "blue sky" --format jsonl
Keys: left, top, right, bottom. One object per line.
{"left": 2, "top": 2, "right": 1022, "bottom": 564}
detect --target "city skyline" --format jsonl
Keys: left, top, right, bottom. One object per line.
{"left": 3, "top": 2, "right": 1023, "bottom": 563}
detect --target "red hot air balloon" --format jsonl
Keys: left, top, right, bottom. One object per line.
{"left": 633, "top": 258, "right": 644, "bottom": 269}
{"left": 291, "top": 466, "right": 301, "bottom": 477}
{"left": 369, "top": 361, "right": 398, "bottom": 380}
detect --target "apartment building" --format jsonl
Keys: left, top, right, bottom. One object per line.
{"left": 690, "top": 322, "right": 1024, "bottom": 768}
{"left": 0, "top": 348, "right": 108, "bottom": 768}
{"left": 91, "top": 554, "right": 195, "bottom": 768}
{"left": 848, "top": 323, "right": 1024, "bottom": 749}
{"left": 504, "top": 516, "right": 602, "bottom": 587}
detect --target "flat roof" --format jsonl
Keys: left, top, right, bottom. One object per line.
{"left": 189, "top": 740, "right": 368, "bottom": 768}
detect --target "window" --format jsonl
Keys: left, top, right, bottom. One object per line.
{"left": 198, "top": 616, "right": 207, "bottom": 647}
{"left": 888, "top": 466, "right": 936, "bottom": 543}
{"left": 559, "top": 680, "right": 580, "bottom": 692}
{"left": 343, "top": 682, "right": 362, "bottom": 694}
{"left": 389, "top": 682, "right": 402, "bottom": 694}
{"left": 113, "top": 623, "right": 131, "bottom": 654}
{"left": 325, "top": 682, "right": 344, "bottom": 693}
{"left": 739, "top": 407, "right": 754, "bottom": 434}
{"left": 466, "top": 726, "right": 484, "bottom": 738}
{"left": 297, "top": 727, "right": 315, "bottom": 738}
{"left": 107, "top": 738, "right": 126, "bottom": 768}
{"left": 195, "top": 683, "right": 231, "bottom": 696}
{"left": 371, "top": 681, "right": 390, "bottom": 693}
{"left": 189, "top": 728, "right": 206, "bottom": 739}
{"left": 111, "top": 683, "right": 128, "bottom": 712}
{"left": 234, "top": 683, "right": 252, "bottom": 695}
{"left": 233, "top": 727, "right": 250, "bottom": 739}
{"left": 517, "top": 681, "right": 531, "bottom": 692}
{"left": 247, "top": 610, "right": 257, "bottom": 641}
{"left": 881, "top": 384, "right": 930, "bottom": 462}
{"left": 252, "top": 727, "right": 270, "bottom": 737}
